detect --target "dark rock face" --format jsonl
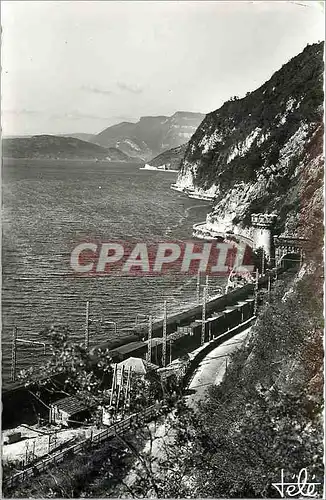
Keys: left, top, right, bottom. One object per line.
{"left": 94, "top": 112, "right": 205, "bottom": 161}
{"left": 2, "top": 135, "right": 131, "bottom": 161}
{"left": 176, "top": 42, "right": 324, "bottom": 237}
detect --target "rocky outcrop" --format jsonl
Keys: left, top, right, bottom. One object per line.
{"left": 94, "top": 112, "right": 205, "bottom": 161}
{"left": 2, "top": 135, "right": 131, "bottom": 161}
{"left": 175, "top": 42, "right": 324, "bottom": 239}
{"left": 144, "top": 143, "right": 187, "bottom": 171}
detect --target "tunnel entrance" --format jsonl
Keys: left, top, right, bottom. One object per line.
{"left": 280, "top": 253, "right": 301, "bottom": 270}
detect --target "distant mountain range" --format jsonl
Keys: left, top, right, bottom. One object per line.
{"left": 92, "top": 111, "right": 205, "bottom": 161}
{"left": 3, "top": 111, "right": 205, "bottom": 163}
{"left": 2, "top": 135, "right": 131, "bottom": 161}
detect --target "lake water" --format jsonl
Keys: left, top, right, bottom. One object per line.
{"left": 2, "top": 159, "right": 224, "bottom": 381}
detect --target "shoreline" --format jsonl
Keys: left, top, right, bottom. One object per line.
{"left": 170, "top": 183, "right": 216, "bottom": 201}
{"left": 192, "top": 221, "right": 254, "bottom": 246}
{"left": 2, "top": 156, "right": 140, "bottom": 163}
{"left": 140, "top": 164, "right": 179, "bottom": 172}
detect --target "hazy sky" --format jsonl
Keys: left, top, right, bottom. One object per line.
{"left": 1, "top": 1, "right": 324, "bottom": 136}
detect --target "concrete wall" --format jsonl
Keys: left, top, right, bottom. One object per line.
{"left": 183, "top": 316, "right": 256, "bottom": 389}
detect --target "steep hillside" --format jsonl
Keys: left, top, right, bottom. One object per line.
{"left": 2, "top": 135, "right": 131, "bottom": 162}
{"left": 94, "top": 112, "right": 205, "bottom": 161}
{"left": 145, "top": 143, "right": 187, "bottom": 170}
{"left": 175, "top": 42, "right": 324, "bottom": 238}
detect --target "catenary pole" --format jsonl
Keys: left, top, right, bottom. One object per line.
{"left": 147, "top": 315, "right": 153, "bottom": 363}
{"left": 85, "top": 301, "right": 90, "bottom": 349}
{"left": 162, "top": 301, "right": 167, "bottom": 367}
{"left": 11, "top": 326, "right": 17, "bottom": 382}
{"left": 201, "top": 285, "right": 207, "bottom": 345}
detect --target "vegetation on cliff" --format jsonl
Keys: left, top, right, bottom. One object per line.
{"left": 177, "top": 42, "right": 324, "bottom": 235}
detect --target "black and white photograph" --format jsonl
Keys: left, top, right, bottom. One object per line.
{"left": 1, "top": 1, "right": 325, "bottom": 498}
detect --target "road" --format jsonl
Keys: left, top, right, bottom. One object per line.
{"left": 185, "top": 328, "right": 251, "bottom": 409}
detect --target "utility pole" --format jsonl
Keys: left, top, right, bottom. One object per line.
{"left": 196, "top": 270, "right": 201, "bottom": 302}
{"left": 11, "top": 326, "right": 17, "bottom": 382}
{"left": 201, "top": 285, "right": 207, "bottom": 345}
{"left": 261, "top": 249, "right": 265, "bottom": 276}
{"left": 116, "top": 365, "right": 124, "bottom": 413}
{"left": 268, "top": 274, "right": 271, "bottom": 298}
{"left": 205, "top": 274, "right": 209, "bottom": 296}
{"left": 162, "top": 301, "right": 167, "bottom": 367}
{"left": 123, "top": 366, "right": 132, "bottom": 414}
{"left": 109, "top": 364, "right": 117, "bottom": 409}
{"left": 254, "top": 268, "right": 259, "bottom": 316}
{"left": 169, "top": 339, "right": 172, "bottom": 365}
{"left": 85, "top": 301, "right": 90, "bottom": 349}
{"left": 146, "top": 315, "right": 153, "bottom": 363}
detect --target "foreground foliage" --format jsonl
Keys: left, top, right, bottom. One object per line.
{"left": 18, "top": 325, "right": 114, "bottom": 410}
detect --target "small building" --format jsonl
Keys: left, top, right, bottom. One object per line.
{"left": 49, "top": 396, "right": 95, "bottom": 427}
{"left": 116, "top": 356, "right": 159, "bottom": 384}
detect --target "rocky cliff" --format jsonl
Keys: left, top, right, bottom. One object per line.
{"left": 175, "top": 42, "right": 324, "bottom": 239}
{"left": 2, "top": 135, "right": 131, "bottom": 162}
{"left": 94, "top": 111, "right": 205, "bottom": 161}
{"left": 145, "top": 143, "right": 187, "bottom": 170}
